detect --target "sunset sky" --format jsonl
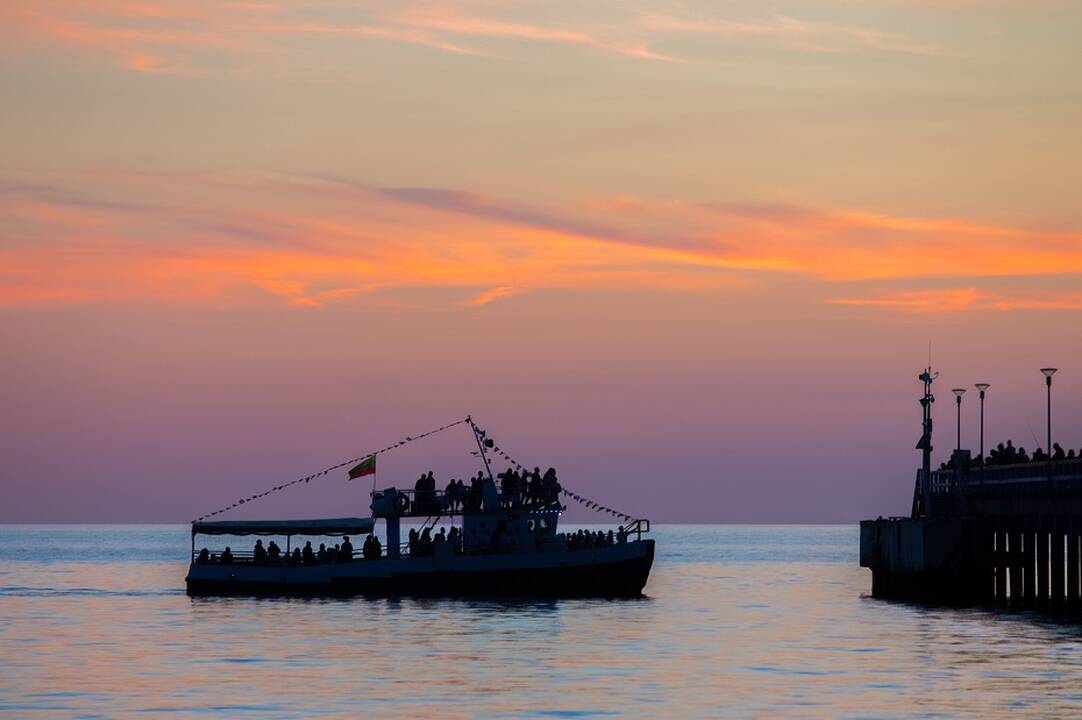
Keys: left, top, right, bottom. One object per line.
{"left": 2, "top": 0, "right": 1081, "bottom": 522}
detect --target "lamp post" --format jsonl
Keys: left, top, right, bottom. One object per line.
{"left": 952, "top": 388, "right": 966, "bottom": 452}
{"left": 1041, "top": 369, "right": 1057, "bottom": 455}
{"left": 975, "top": 383, "right": 990, "bottom": 463}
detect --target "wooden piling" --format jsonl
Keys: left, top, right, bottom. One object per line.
{"left": 1010, "top": 528, "right": 1023, "bottom": 607}
{"left": 1069, "top": 529, "right": 1080, "bottom": 610}
{"left": 1037, "top": 530, "right": 1050, "bottom": 604}
{"left": 1052, "top": 528, "right": 1065, "bottom": 606}
{"left": 995, "top": 529, "right": 1007, "bottom": 603}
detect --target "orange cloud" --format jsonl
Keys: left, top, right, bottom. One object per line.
{"left": 830, "top": 288, "right": 1082, "bottom": 314}
{"left": 1, "top": 171, "right": 1080, "bottom": 312}
{"left": 0, "top": 0, "right": 680, "bottom": 74}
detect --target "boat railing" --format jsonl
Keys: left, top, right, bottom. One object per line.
{"left": 374, "top": 486, "right": 564, "bottom": 515}
{"left": 191, "top": 549, "right": 361, "bottom": 565}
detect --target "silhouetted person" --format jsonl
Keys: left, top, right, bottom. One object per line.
{"left": 420, "top": 527, "right": 433, "bottom": 556}
{"left": 220, "top": 547, "right": 233, "bottom": 564}
{"left": 253, "top": 539, "right": 267, "bottom": 564}
{"left": 1018, "top": 447, "right": 1030, "bottom": 463}
{"left": 340, "top": 535, "right": 354, "bottom": 561}
{"left": 302, "top": 541, "right": 315, "bottom": 564}
{"left": 409, "top": 528, "right": 419, "bottom": 556}
{"left": 268, "top": 541, "right": 281, "bottom": 561}
{"left": 291, "top": 547, "right": 301, "bottom": 565}
{"left": 1069, "top": 449, "right": 1077, "bottom": 460}
{"left": 448, "top": 526, "right": 461, "bottom": 554}
{"left": 196, "top": 548, "right": 210, "bottom": 564}
{"left": 318, "top": 543, "right": 328, "bottom": 562}
{"left": 1053, "top": 443, "right": 1066, "bottom": 461}
{"left": 362, "top": 533, "right": 381, "bottom": 560}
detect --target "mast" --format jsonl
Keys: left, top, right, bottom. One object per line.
{"left": 468, "top": 415, "right": 495, "bottom": 481}
{"left": 915, "top": 367, "right": 936, "bottom": 518}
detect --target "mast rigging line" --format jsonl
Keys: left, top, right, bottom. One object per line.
{"left": 192, "top": 417, "right": 469, "bottom": 522}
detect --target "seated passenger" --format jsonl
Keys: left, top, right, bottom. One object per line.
{"left": 268, "top": 541, "right": 281, "bottom": 561}
{"left": 253, "top": 539, "right": 267, "bottom": 564}
{"left": 1053, "top": 443, "right": 1066, "bottom": 461}
{"left": 220, "top": 546, "right": 233, "bottom": 564}
{"left": 196, "top": 548, "right": 210, "bottom": 564}
{"left": 1069, "top": 449, "right": 1077, "bottom": 459}
{"left": 318, "top": 543, "right": 328, "bottom": 562}
{"left": 419, "top": 528, "right": 433, "bottom": 556}
{"left": 291, "top": 547, "right": 302, "bottom": 565}
{"left": 302, "top": 541, "right": 315, "bottom": 564}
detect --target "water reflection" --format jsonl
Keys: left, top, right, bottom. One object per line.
{"left": 3, "top": 526, "right": 1082, "bottom": 717}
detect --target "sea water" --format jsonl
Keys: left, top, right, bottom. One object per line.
{"left": 2, "top": 524, "right": 1082, "bottom": 718}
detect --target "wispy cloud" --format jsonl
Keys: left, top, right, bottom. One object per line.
{"left": 2, "top": 170, "right": 1080, "bottom": 313}
{"left": 1, "top": 0, "right": 681, "bottom": 74}
{"left": 830, "top": 288, "right": 1082, "bottom": 313}
{"left": 639, "top": 12, "right": 948, "bottom": 57}
{"left": 463, "top": 286, "right": 516, "bottom": 306}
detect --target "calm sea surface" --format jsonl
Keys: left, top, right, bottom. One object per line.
{"left": 3, "top": 524, "right": 1082, "bottom": 718}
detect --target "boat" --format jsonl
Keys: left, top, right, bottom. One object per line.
{"left": 185, "top": 418, "right": 654, "bottom": 598}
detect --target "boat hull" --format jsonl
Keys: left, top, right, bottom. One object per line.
{"left": 186, "top": 540, "right": 654, "bottom": 599}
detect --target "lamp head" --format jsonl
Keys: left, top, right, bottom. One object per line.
{"left": 975, "top": 383, "right": 990, "bottom": 392}
{"left": 952, "top": 388, "right": 966, "bottom": 400}
{"left": 1041, "top": 368, "right": 1057, "bottom": 386}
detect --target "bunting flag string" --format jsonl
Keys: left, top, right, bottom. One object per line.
{"left": 482, "top": 438, "right": 639, "bottom": 524}
{"left": 193, "top": 417, "right": 469, "bottom": 522}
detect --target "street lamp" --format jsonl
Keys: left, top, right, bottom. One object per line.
{"left": 952, "top": 388, "right": 966, "bottom": 452}
{"left": 975, "top": 383, "right": 990, "bottom": 463}
{"left": 1041, "top": 368, "right": 1057, "bottom": 458}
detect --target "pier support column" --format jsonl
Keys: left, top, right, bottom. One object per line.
{"left": 1069, "top": 529, "right": 1080, "bottom": 611}
{"left": 1022, "top": 531, "right": 1034, "bottom": 604}
{"left": 1008, "top": 529, "right": 1021, "bottom": 607}
{"left": 994, "top": 530, "right": 1006, "bottom": 604}
{"left": 1037, "top": 530, "right": 1049, "bottom": 606}
{"left": 1052, "top": 528, "right": 1065, "bottom": 606}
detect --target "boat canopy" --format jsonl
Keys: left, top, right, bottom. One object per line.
{"left": 192, "top": 517, "right": 375, "bottom": 537}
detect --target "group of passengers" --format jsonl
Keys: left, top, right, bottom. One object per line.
{"left": 497, "top": 467, "right": 562, "bottom": 508}
{"left": 195, "top": 534, "right": 382, "bottom": 565}
{"left": 566, "top": 528, "right": 623, "bottom": 550}
{"left": 941, "top": 440, "right": 1082, "bottom": 471}
{"left": 413, "top": 467, "right": 561, "bottom": 514}
{"left": 408, "top": 526, "right": 461, "bottom": 556}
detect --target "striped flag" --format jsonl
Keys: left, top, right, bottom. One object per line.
{"left": 348, "top": 455, "right": 377, "bottom": 480}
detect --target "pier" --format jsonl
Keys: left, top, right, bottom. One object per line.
{"left": 860, "top": 368, "right": 1082, "bottom": 609}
